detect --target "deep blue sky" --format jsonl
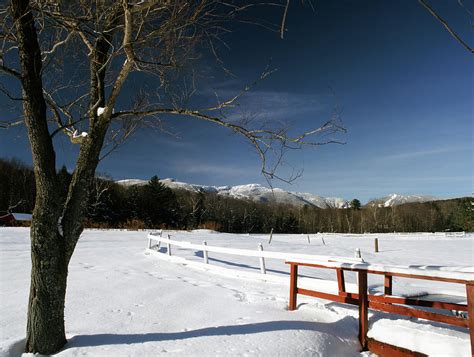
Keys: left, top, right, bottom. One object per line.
{"left": 1, "top": 0, "right": 472, "bottom": 202}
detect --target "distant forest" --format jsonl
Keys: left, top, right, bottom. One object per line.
{"left": 1, "top": 158, "right": 472, "bottom": 233}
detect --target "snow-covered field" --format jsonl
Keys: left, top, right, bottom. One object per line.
{"left": 0, "top": 228, "right": 472, "bottom": 356}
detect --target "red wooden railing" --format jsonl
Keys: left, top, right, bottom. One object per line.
{"left": 286, "top": 260, "right": 473, "bottom": 357}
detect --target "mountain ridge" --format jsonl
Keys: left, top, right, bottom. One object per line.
{"left": 116, "top": 178, "right": 444, "bottom": 208}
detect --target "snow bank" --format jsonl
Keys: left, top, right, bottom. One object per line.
{"left": 368, "top": 318, "right": 470, "bottom": 356}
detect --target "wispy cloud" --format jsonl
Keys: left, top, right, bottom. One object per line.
{"left": 197, "top": 80, "right": 333, "bottom": 123}
{"left": 171, "top": 161, "right": 255, "bottom": 178}
{"left": 153, "top": 135, "right": 193, "bottom": 149}
{"left": 235, "top": 91, "right": 328, "bottom": 120}
{"left": 381, "top": 146, "right": 469, "bottom": 161}
{"left": 223, "top": 90, "right": 330, "bottom": 123}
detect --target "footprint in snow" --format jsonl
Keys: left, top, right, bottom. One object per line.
{"left": 233, "top": 292, "right": 247, "bottom": 302}
{"left": 78, "top": 262, "right": 94, "bottom": 269}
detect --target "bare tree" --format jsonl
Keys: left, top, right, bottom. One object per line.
{"left": 1, "top": 0, "right": 345, "bottom": 354}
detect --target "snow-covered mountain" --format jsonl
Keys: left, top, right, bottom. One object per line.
{"left": 116, "top": 179, "right": 149, "bottom": 186}
{"left": 116, "top": 178, "right": 350, "bottom": 208}
{"left": 116, "top": 179, "right": 442, "bottom": 208}
{"left": 368, "top": 193, "right": 441, "bottom": 207}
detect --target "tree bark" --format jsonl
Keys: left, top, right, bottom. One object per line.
{"left": 26, "top": 213, "right": 68, "bottom": 353}
{"left": 11, "top": 0, "right": 68, "bottom": 353}
{"left": 62, "top": 121, "right": 110, "bottom": 261}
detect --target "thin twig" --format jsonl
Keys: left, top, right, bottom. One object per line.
{"left": 419, "top": 0, "right": 474, "bottom": 54}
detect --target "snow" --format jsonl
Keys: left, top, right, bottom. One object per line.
{"left": 115, "top": 179, "right": 148, "bottom": 186}
{"left": 117, "top": 178, "right": 350, "bottom": 208}
{"left": 1, "top": 228, "right": 472, "bottom": 356}
{"left": 117, "top": 178, "right": 452, "bottom": 208}
{"left": 57, "top": 215, "right": 64, "bottom": 237}
{"left": 97, "top": 107, "right": 106, "bottom": 116}
{"left": 368, "top": 318, "right": 471, "bottom": 356}
{"left": 368, "top": 193, "right": 442, "bottom": 207}
{"left": 72, "top": 130, "right": 88, "bottom": 139}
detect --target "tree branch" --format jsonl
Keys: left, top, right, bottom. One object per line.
{"left": 419, "top": 0, "right": 474, "bottom": 54}
{"left": 0, "top": 119, "right": 23, "bottom": 128}
{"left": 102, "top": 1, "right": 134, "bottom": 118}
{"left": 280, "top": 0, "right": 290, "bottom": 39}
{"left": 0, "top": 64, "right": 21, "bottom": 79}
{"left": 111, "top": 105, "right": 345, "bottom": 183}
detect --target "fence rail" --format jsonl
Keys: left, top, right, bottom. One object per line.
{"left": 147, "top": 232, "right": 364, "bottom": 265}
{"left": 286, "top": 260, "right": 474, "bottom": 355}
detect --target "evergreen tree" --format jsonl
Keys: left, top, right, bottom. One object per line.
{"left": 142, "top": 176, "right": 178, "bottom": 227}
{"left": 350, "top": 199, "right": 361, "bottom": 210}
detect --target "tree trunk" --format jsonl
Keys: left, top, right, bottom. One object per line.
{"left": 26, "top": 205, "right": 67, "bottom": 353}
{"left": 11, "top": 1, "right": 115, "bottom": 353}
{"left": 11, "top": 0, "right": 68, "bottom": 353}
{"left": 24, "top": 127, "right": 107, "bottom": 353}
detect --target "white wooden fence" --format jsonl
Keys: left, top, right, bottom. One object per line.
{"left": 147, "top": 232, "right": 363, "bottom": 275}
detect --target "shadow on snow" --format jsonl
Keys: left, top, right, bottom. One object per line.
{"left": 66, "top": 317, "right": 357, "bottom": 348}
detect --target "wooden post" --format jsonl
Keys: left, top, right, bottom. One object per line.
{"left": 358, "top": 270, "right": 368, "bottom": 351}
{"left": 384, "top": 275, "right": 392, "bottom": 295}
{"left": 268, "top": 228, "right": 274, "bottom": 244}
{"left": 466, "top": 283, "right": 474, "bottom": 356}
{"left": 203, "top": 241, "right": 208, "bottom": 264}
{"left": 321, "top": 235, "right": 326, "bottom": 245}
{"left": 289, "top": 264, "right": 298, "bottom": 311}
{"left": 307, "top": 234, "right": 311, "bottom": 244}
{"left": 336, "top": 269, "right": 346, "bottom": 294}
{"left": 258, "top": 243, "right": 266, "bottom": 274}
{"left": 167, "top": 234, "right": 172, "bottom": 256}
{"left": 374, "top": 238, "right": 379, "bottom": 253}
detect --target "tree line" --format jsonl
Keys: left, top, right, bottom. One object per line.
{"left": 1, "top": 158, "right": 472, "bottom": 233}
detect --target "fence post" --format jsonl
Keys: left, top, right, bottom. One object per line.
{"left": 336, "top": 269, "right": 345, "bottom": 294}
{"left": 384, "top": 275, "right": 392, "bottom": 295}
{"left": 307, "top": 234, "right": 311, "bottom": 244}
{"left": 358, "top": 270, "right": 368, "bottom": 351}
{"left": 268, "top": 228, "right": 274, "bottom": 244}
{"left": 148, "top": 236, "right": 152, "bottom": 249}
{"left": 258, "top": 243, "right": 266, "bottom": 274}
{"left": 374, "top": 237, "right": 379, "bottom": 253}
{"left": 289, "top": 264, "right": 298, "bottom": 311}
{"left": 466, "top": 283, "right": 474, "bottom": 356}
{"left": 203, "top": 241, "right": 209, "bottom": 264}
{"left": 167, "top": 234, "right": 172, "bottom": 256}
{"left": 321, "top": 235, "right": 326, "bottom": 245}
{"left": 355, "top": 248, "right": 361, "bottom": 259}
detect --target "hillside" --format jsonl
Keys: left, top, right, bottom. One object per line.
{"left": 2, "top": 159, "right": 471, "bottom": 233}
{"left": 117, "top": 178, "right": 444, "bottom": 208}
{"left": 367, "top": 193, "right": 442, "bottom": 207}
